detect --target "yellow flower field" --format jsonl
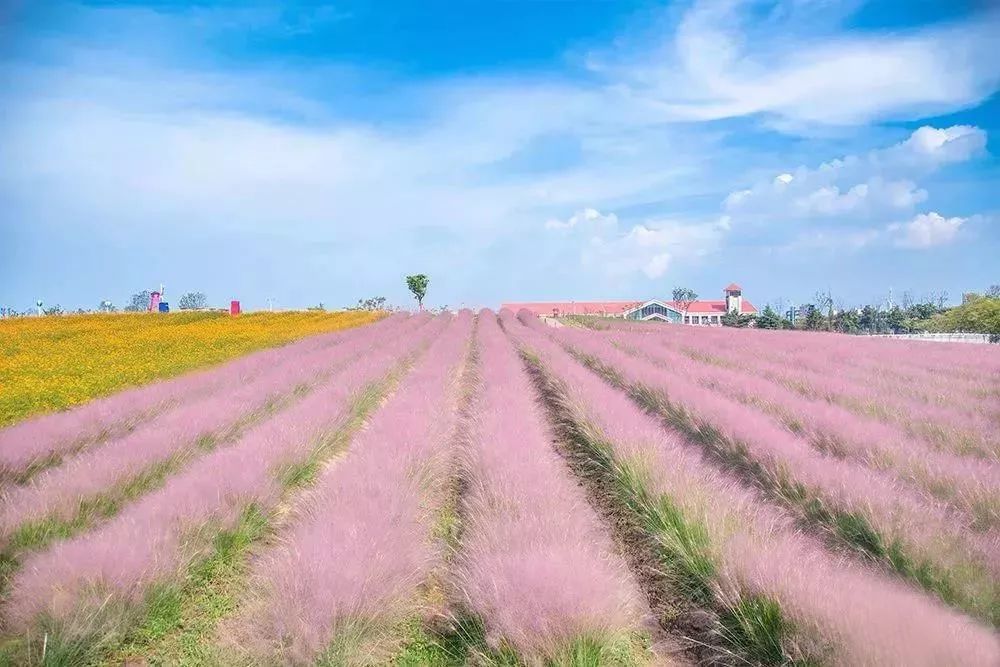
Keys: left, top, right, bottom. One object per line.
{"left": 0, "top": 310, "right": 382, "bottom": 428}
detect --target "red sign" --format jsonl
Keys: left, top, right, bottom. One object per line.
{"left": 230, "top": 300, "right": 241, "bottom": 316}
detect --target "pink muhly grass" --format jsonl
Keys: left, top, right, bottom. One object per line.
{"left": 619, "top": 316, "right": 999, "bottom": 417}
{"left": 0, "top": 313, "right": 405, "bottom": 480}
{"left": 613, "top": 332, "right": 1000, "bottom": 530}
{"left": 556, "top": 330, "right": 1000, "bottom": 568}
{"left": 230, "top": 313, "right": 473, "bottom": 664}
{"left": 649, "top": 324, "right": 999, "bottom": 446}
{"left": 454, "top": 311, "right": 646, "bottom": 660}
{"left": 0, "top": 314, "right": 426, "bottom": 542}
{"left": 636, "top": 314, "right": 1000, "bottom": 380}
{"left": 508, "top": 313, "right": 1000, "bottom": 666}
{"left": 1, "top": 315, "right": 440, "bottom": 635}
{"left": 550, "top": 324, "right": 1000, "bottom": 608}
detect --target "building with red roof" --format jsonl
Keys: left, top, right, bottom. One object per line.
{"left": 501, "top": 284, "right": 756, "bottom": 325}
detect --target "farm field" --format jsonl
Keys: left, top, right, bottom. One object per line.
{"left": 0, "top": 310, "right": 382, "bottom": 428}
{"left": 0, "top": 310, "right": 998, "bottom": 666}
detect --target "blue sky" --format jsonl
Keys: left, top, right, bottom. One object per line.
{"left": 1, "top": 0, "right": 998, "bottom": 312}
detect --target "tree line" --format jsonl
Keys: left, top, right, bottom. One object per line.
{"left": 748, "top": 285, "right": 1000, "bottom": 341}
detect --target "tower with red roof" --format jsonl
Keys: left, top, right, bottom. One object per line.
{"left": 724, "top": 283, "right": 743, "bottom": 314}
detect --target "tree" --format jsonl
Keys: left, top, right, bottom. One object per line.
{"left": 815, "top": 289, "right": 834, "bottom": 332}
{"left": 859, "top": 304, "right": 879, "bottom": 333}
{"left": 986, "top": 285, "right": 1000, "bottom": 299}
{"left": 126, "top": 290, "right": 151, "bottom": 312}
{"left": 885, "top": 306, "right": 906, "bottom": 333}
{"left": 803, "top": 305, "right": 824, "bottom": 331}
{"left": 178, "top": 291, "right": 207, "bottom": 310}
{"left": 98, "top": 300, "right": 116, "bottom": 313}
{"left": 672, "top": 287, "right": 698, "bottom": 324}
{"left": 721, "top": 311, "right": 755, "bottom": 328}
{"left": 930, "top": 290, "right": 950, "bottom": 310}
{"left": 928, "top": 297, "right": 1000, "bottom": 340}
{"left": 43, "top": 304, "right": 64, "bottom": 316}
{"left": 900, "top": 290, "right": 914, "bottom": 311}
{"left": 351, "top": 296, "right": 388, "bottom": 311}
{"left": 406, "top": 274, "right": 429, "bottom": 311}
{"left": 833, "top": 309, "right": 860, "bottom": 334}
{"left": 756, "top": 305, "right": 783, "bottom": 330}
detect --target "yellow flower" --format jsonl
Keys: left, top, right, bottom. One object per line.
{"left": 0, "top": 310, "right": 382, "bottom": 427}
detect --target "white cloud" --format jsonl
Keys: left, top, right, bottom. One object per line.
{"left": 889, "top": 212, "right": 966, "bottom": 248}
{"left": 895, "top": 125, "right": 988, "bottom": 164}
{"left": 788, "top": 179, "right": 927, "bottom": 217}
{"left": 722, "top": 126, "right": 983, "bottom": 230}
{"left": 545, "top": 208, "right": 617, "bottom": 230}
{"left": 565, "top": 210, "right": 729, "bottom": 280}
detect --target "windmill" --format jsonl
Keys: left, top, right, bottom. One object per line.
{"left": 149, "top": 283, "right": 165, "bottom": 312}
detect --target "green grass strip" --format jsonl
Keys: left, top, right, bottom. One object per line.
{"left": 394, "top": 612, "right": 646, "bottom": 667}
{"left": 572, "top": 347, "right": 1000, "bottom": 627}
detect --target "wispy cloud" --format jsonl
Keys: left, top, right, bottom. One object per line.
{"left": 589, "top": 0, "right": 1000, "bottom": 128}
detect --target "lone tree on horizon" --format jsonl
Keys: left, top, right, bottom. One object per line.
{"left": 406, "top": 274, "right": 429, "bottom": 311}
{"left": 672, "top": 286, "right": 698, "bottom": 323}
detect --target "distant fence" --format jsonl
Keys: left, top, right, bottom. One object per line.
{"left": 866, "top": 332, "right": 994, "bottom": 345}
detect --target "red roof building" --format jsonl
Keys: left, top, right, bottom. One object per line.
{"left": 501, "top": 284, "right": 756, "bottom": 325}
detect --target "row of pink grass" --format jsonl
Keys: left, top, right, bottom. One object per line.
{"left": 510, "top": 312, "right": 1000, "bottom": 665}
{"left": 545, "top": 322, "right": 1000, "bottom": 605}
{"left": 452, "top": 311, "right": 646, "bottom": 659}
{"left": 0, "top": 313, "right": 399, "bottom": 479}
{"left": 0, "top": 314, "right": 426, "bottom": 543}
{"left": 2, "top": 315, "right": 441, "bottom": 633}
{"left": 230, "top": 312, "right": 473, "bottom": 663}
{"left": 606, "top": 329, "right": 999, "bottom": 529}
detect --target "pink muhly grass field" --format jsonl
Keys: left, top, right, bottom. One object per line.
{"left": 650, "top": 324, "right": 999, "bottom": 454}
{"left": 508, "top": 313, "right": 1000, "bottom": 666}
{"left": 552, "top": 324, "right": 1000, "bottom": 590}
{"left": 0, "top": 313, "right": 405, "bottom": 481}
{"left": 453, "top": 311, "right": 646, "bottom": 660}
{"left": 614, "top": 317, "right": 999, "bottom": 433}
{"left": 2, "top": 315, "right": 439, "bottom": 634}
{"left": 0, "top": 314, "right": 425, "bottom": 542}
{"left": 619, "top": 314, "right": 1000, "bottom": 381}
{"left": 611, "top": 330, "right": 1000, "bottom": 528}
{"left": 229, "top": 312, "right": 473, "bottom": 664}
